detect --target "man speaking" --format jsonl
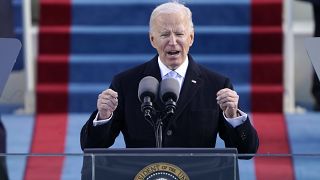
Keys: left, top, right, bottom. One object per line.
{"left": 80, "top": 1, "right": 259, "bottom": 155}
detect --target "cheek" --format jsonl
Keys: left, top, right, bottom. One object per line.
{"left": 183, "top": 36, "right": 193, "bottom": 46}
{"left": 181, "top": 43, "right": 190, "bottom": 52}
{"left": 178, "top": 39, "right": 189, "bottom": 48}
{"left": 157, "top": 40, "right": 167, "bottom": 49}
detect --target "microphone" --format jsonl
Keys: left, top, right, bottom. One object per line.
{"left": 138, "top": 76, "right": 159, "bottom": 121}
{"left": 160, "top": 78, "right": 180, "bottom": 116}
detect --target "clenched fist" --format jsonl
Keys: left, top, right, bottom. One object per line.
{"left": 216, "top": 88, "right": 239, "bottom": 118}
{"left": 97, "top": 89, "right": 118, "bottom": 120}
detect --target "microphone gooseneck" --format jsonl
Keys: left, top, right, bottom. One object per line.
{"left": 142, "top": 96, "right": 152, "bottom": 121}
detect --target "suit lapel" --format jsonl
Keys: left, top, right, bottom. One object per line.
{"left": 169, "top": 55, "right": 203, "bottom": 125}
{"left": 143, "top": 55, "right": 162, "bottom": 82}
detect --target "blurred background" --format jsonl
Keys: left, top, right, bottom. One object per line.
{"left": 1, "top": 0, "right": 320, "bottom": 179}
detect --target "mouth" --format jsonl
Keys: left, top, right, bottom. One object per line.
{"left": 167, "top": 50, "right": 180, "bottom": 56}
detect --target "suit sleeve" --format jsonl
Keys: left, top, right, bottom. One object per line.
{"left": 218, "top": 78, "right": 259, "bottom": 158}
{"left": 80, "top": 77, "right": 124, "bottom": 151}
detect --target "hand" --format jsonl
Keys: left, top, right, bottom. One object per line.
{"left": 216, "top": 88, "right": 239, "bottom": 118}
{"left": 97, "top": 89, "right": 118, "bottom": 120}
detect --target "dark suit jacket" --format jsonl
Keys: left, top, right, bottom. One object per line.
{"left": 80, "top": 55, "right": 259, "bottom": 155}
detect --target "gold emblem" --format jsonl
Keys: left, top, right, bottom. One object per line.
{"left": 134, "top": 162, "right": 189, "bottom": 180}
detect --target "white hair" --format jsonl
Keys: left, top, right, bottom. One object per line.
{"left": 149, "top": 1, "right": 194, "bottom": 34}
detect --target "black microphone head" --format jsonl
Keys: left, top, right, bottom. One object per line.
{"left": 138, "top": 76, "right": 159, "bottom": 102}
{"left": 160, "top": 78, "right": 180, "bottom": 103}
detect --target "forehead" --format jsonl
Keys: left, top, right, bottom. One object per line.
{"left": 154, "top": 13, "right": 189, "bottom": 30}
{"left": 156, "top": 11, "right": 186, "bottom": 22}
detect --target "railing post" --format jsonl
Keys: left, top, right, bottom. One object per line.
{"left": 284, "top": 0, "right": 295, "bottom": 113}
{"left": 22, "top": 0, "right": 35, "bottom": 114}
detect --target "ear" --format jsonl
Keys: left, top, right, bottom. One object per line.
{"left": 189, "top": 31, "right": 194, "bottom": 47}
{"left": 149, "top": 33, "right": 156, "bottom": 48}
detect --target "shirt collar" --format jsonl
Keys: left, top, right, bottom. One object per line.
{"left": 158, "top": 56, "right": 189, "bottom": 79}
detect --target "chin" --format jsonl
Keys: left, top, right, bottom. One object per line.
{"left": 168, "top": 63, "right": 180, "bottom": 70}
{"left": 166, "top": 57, "right": 182, "bottom": 63}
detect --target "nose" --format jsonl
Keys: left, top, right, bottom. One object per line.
{"left": 168, "top": 34, "right": 177, "bottom": 45}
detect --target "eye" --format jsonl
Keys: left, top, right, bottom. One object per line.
{"left": 160, "top": 33, "right": 169, "bottom": 37}
{"left": 175, "top": 32, "right": 184, "bottom": 36}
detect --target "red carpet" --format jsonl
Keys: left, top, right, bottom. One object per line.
{"left": 25, "top": 114, "right": 68, "bottom": 180}
{"left": 251, "top": 0, "right": 294, "bottom": 179}
{"left": 253, "top": 113, "right": 295, "bottom": 180}
{"left": 251, "top": 1, "right": 283, "bottom": 112}
{"left": 25, "top": 0, "right": 71, "bottom": 179}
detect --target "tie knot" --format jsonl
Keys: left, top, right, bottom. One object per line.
{"left": 164, "top": 70, "right": 182, "bottom": 91}
{"left": 166, "top": 71, "right": 178, "bottom": 79}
